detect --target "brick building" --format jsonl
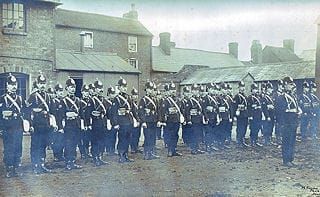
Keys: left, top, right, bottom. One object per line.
{"left": 0, "top": 0, "right": 61, "bottom": 98}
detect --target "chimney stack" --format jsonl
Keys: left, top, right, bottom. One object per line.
{"left": 79, "top": 31, "right": 86, "bottom": 53}
{"left": 159, "top": 32, "right": 172, "bottom": 55}
{"left": 123, "top": 4, "right": 138, "bottom": 20}
{"left": 251, "top": 40, "right": 262, "bottom": 64}
{"left": 228, "top": 42, "right": 238, "bottom": 59}
{"left": 283, "top": 39, "right": 295, "bottom": 53}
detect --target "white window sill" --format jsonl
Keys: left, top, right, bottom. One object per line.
{"left": 2, "top": 29, "right": 27, "bottom": 36}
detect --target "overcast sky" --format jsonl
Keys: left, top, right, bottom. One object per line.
{"left": 59, "top": 0, "right": 320, "bottom": 60}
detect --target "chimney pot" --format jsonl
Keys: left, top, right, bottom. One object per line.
{"left": 228, "top": 42, "right": 238, "bottom": 59}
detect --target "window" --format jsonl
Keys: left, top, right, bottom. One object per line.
{"left": 128, "top": 58, "right": 138, "bottom": 69}
{"left": 128, "top": 36, "right": 137, "bottom": 52}
{"left": 2, "top": 2, "right": 25, "bottom": 32}
{"left": 83, "top": 32, "right": 93, "bottom": 48}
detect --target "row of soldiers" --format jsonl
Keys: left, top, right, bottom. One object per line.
{"left": 1, "top": 72, "right": 319, "bottom": 178}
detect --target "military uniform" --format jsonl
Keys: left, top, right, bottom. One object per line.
{"left": 27, "top": 74, "right": 53, "bottom": 173}
{"left": 0, "top": 74, "right": 25, "bottom": 177}
{"left": 298, "top": 82, "right": 312, "bottom": 139}
{"left": 309, "top": 82, "right": 320, "bottom": 138}
{"left": 105, "top": 86, "right": 117, "bottom": 155}
{"left": 274, "top": 80, "right": 284, "bottom": 143}
{"left": 247, "top": 83, "right": 263, "bottom": 147}
{"left": 129, "top": 88, "right": 141, "bottom": 154}
{"left": 179, "top": 88, "right": 191, "bottom": 147}
{"left": 233, "top": 82, "right": 249, "bottom": 147}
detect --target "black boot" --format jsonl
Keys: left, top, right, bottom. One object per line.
{"left": 144, "top": 151, "right": 151, "bottom": 160}
{"left": 33, "top": 164, "right": 42, "bottom": 174}
{"left": 119, "top": 153, "right": 126, "bottom": 163}
{"left": 71, "top": 160, "right": 82, "bottom": 169}
{"left": 5, "top": 166, "right": 14, "bottom": 178}
{"left": 124, "top": 153, "right": 134, "bottom": 162}
{"left": 40, "top": 159, "right": 52, "bottom": 173}
{"left": 98, "top": 156, "right": 109, "bottom": 165}
{"left": 93, "top": 157, "right": 101, "bottom": 166}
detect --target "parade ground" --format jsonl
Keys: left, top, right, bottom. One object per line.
{"left": 1, "top": 130, "right": 320, "bottom": 197}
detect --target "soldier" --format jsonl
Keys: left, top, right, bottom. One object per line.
{"left": 87, "top": 79, "right": 109, "bottom": 166}
{"left": 27, "top": 73, "right": 54, "bottom": 174}
{"left": 298, "top": 81, "right": 312, "bottom": 140}
{"left": 78, "top": 84, "right": 92, "bottom": 159}
{"left": 309, "top": 82, "right": 320, "bottom": 139}
{"left": 274, "top": 79, "right": 285, "bottom": 144}
{"left": 160, "top": 82, "right": 183, "bottom": 157}
{"left": 105, "top": 86, "right": 117, "bottom": 155}
{"left": 0, "top": 74, "right": 25, "bottom": 177}
{"left": 201, "top": 83, "right": 220, "bottom": 152}
{"left": 180, "top": 86, "right": 191, "bottom": 147}
{"left": 139, "top": 81, "right": 159, "bottom": 160}
{"left": 130, "top": 87, "right": 142, "bottom": 154}
{"left": 277, "top": 76, "right": 301, "bottom": 167}
{"left": 233, "top": 81, "right": 249, "bottom": 148}
{"left": 261, "top": 82, "right": 276, "bottom": 145}
{"left": 110, "top": 78, "right": 134, "bottom": 163}
{"left": 247, "top": 83, "right": 263, "bottom": 147}
{"left": 155, "top": 89, "right": 164, "bottom": 140}
{"left": 58, "top": 77, "right": 82, "bottom": 170}
{"left": 222, "top": 83, "right": 234, "bottom": 145}
{"left": 51, "top": 83, "right": 65, "bottom": 162}
{"left": 184, "top": 84, "right": 205, "bottom": 154}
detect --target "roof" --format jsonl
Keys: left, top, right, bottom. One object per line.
{"left": 55, "top": 50, "right": 140, "bottom": 74}
{"left": 262, "top": 46, "right": 301, "bottom": 63}
{"left": 35, "top": 0, "right": 62, "bottom": 5}
{"left": 299, "top": 49, "right": 316, "bottom": 61}
{"left": 180, "top": 61, "right": 315, "bottom": 85}
{"left": 55, "top": 9, "right": 152, "bottom": 36}
{"left": 152, "top": 46, "right": 245, "bottom": 73}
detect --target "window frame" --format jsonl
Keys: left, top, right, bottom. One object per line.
{"left": 2, "top": 2, "right": 26, "bottom": 33}
{"left": 83, "top": 31, "right": 94, "bottom": 48}
{"left": 128, "top": 58, "right": 138, "bottom": 69}
{"left": 128, "top": 36, "right": 138, "bottom": 53}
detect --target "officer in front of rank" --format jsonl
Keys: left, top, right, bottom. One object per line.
{"left": 27, "top": 73, "right": 54, "bottom": 174}
{"left": 308, "top": 82, "right": 320, "bottom": 139}
{"left": 298, "top": 81, "right": 312, "bottom": 140}
{"left": 58, "top": 77, "right": 82, "bottom": 170}
{"left": 233, "top": 81, "right": 249, "bottom": 148}
{"left": 110, "top": 78, "right": 134, "bottom": 163}
{"left": 160, "top": 82, "right": 183, "bottom": 157}
{"left": 0, "top": 73, "right": 25, "bottom": 178}
{"left": 247, "top": 83, "right": 263, "bottom": 147}
{"left": 277, "top": 76, "right": 301, "bottom": 167}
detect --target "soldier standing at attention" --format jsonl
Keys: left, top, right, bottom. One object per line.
{"left": 180, "top": 86, "right": 191, "bottom": 148}
{"left": 110, "top": 78, "right": 134, "bottom": 163}
{"left": 130, "top": 87, "right": 142, "bottom": 154}
{"left": 247, "top": 83, "right": 263, "bottom": 147}
{"left": 87, "top": 80, "right": 109, "bottom": 166}
{"left": 274, "top": 80, "right": 284, "bottom": 144}
{"left": 298, "top": 81, "right": 312, "bottom": 140}
{"left": 105, "top": 86, "right": 117, "bottom": 156}
{"left": 277, "top": 77, "right": 301, "bottom": 167}
{"left": 308, "top": 82, "right": 320, "bottom": 139}
{"left": 0, "top": 74, "right": 25, "bottom": 178}
{"left": 27, "top": 73, "right": 54, "bottom": 174}
{"left": 233, "top": 81, "right": 249, "bottom": 148}
{"left": 58, "top": 77, "right": 82, "bottom": 170}
{"left": 51, "top": 83, "right": 65, "bottom": 162}
{"left": 160, "top": 82, "right": 183, "bottom": 157}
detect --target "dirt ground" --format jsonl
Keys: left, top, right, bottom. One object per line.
{"left": 1, "top": 128, "right": 320, "bottom": 197}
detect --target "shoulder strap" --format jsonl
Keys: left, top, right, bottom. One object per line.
{"left": 5, "top": 94, "right": 21, "bottom": 113}
{"left": 93, "top": 96, "right": 106, "bottom": 114}
{"left": 35, "top": 92, "right": 49, "bottom": 111}
{"left": 64, "top": 96, "right": 79, "bottom": 113}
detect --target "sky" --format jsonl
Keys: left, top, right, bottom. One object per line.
{"left": 59, "top": 0, "right": 320, "bottom": 60}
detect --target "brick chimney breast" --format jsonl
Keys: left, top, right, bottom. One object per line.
{"left": 228, "top": 42, "right": 238, "bottom": 59}
{"left": 159, "top": 32, "right": 171, "bottom": 55}
{"left": 251, "top": 40, "right": 262, "bottom": 64}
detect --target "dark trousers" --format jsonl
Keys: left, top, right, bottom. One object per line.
{"left": 262, "top": 120, "right": 274, "bottom": 140}
{"left": 163, "top": 125, "right": 169, "bottom": 146}
{"left": 310, "top": 116, "right": 319, "bottom": 137}
{"left": 117, "top": 125, "right": 132, "bottom": 155}
{"left": 226, "top": 121, "right": 233, "bottom": 141}
{"left": 236, "top": 117, "right": 248, "bottom": 143}
{"left": 64, "top": 125, "right": 80, "bottom": 162}
{"left": 217, "top": 120, "right": 228, "bottom": 145}
{"left": 3, "top": 130, "right": 23, "bottom": 167}
{"left": 30, "top": 126, "right": 50, "bottom": 165}
{"left": 143, "top": 123, "right": 157, "bottom": 152}
{"left": 156, "top": 127, "right": 162, "bottom": 139}
{"left": 166, "top": 122, "right": 180, "bottom": 153}
{"left": 105, "top": 128, "right": 117, "bottom": 153}
{"left": 52, "top": 131, "right": 64, "bottom": 159}
{"left": 79, "top": 130, "right": 91, "bottom": 156}
{"left": 130, "top": 126, "right": 141, "bottom": 151}
{"left": 204, "top": 124, "right": 213, "bottom": 146}
{"left": 249, "top": 119, "right": 261, "bottom": 143}
{"left": 274, "top": 122, "right": 282, "bottom": 138}
{"left": 300, "top": 115, "right": 310, "bottom": 138}
{"left": 190, "top": 123, "right": 202, "bottom": 150}
{"left": 281, "top": 124, "right": 297, "bottom": 163}
{"left": 182, "top": 124, "right": 191, "bottom": 146}
{"left": 91, "top": 119, "right": 106, "bottom": 157}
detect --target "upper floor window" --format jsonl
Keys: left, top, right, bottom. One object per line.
{"left": 128, "top": 58, "right": 138, "bottom": 69}
{"left": 83, "top": 31, "right": 93, "bottom": 48}
{"left": 2, "top": 2, "right": 25, "bottom": 32}
{"left": 128, "top": 36, "right": 137, "bottom": 52}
